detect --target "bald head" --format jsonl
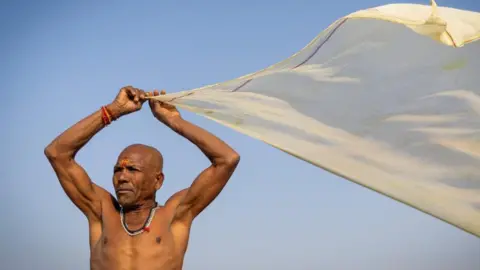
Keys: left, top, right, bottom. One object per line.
{"left": 113, "top": 144, "right": 164, "bottom": 207}
{"left": 119, "top": 143, "right": 163, "bottom": 173}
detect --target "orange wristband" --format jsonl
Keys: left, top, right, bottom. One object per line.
{"left": 105, "top": 106, "right": 117, "bottom": 121}
{"left": 101, "top": 106, "right": 112, "bottom": 125}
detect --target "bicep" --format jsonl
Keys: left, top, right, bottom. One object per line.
{"left": 166, "top": 189, "right": 193, "bottom": 256}
{"left": 48, "top": 158, "right": 106, "bottom": 219}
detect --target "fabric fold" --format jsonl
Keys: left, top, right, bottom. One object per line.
{"left": 150, "top": 1, "right": 480, "bottom": 237}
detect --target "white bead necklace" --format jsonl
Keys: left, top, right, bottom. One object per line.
{"left": 120, "top": 203, "right": 160, "bottom": 236}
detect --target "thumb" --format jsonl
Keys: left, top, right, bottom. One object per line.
{"left": 139, "top": 91, "right": 146, "bottom": 103}
{"left": 147, "top": 91, "right": 156, "bottom": 108}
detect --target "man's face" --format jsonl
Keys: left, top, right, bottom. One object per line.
{"left": 112, "top": 149, "right": 160, "bottom": 207}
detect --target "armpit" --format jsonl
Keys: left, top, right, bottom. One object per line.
{"left": 165, "top": 189, "right": 189, "bottom": 210}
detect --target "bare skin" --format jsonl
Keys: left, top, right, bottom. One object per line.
{"left": 44, "top": 86, "right": 240, "bottom": 270}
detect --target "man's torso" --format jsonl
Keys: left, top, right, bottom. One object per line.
{"left": 89, "top": 200, "right": 190, "bottom": 270}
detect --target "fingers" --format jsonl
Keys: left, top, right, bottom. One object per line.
{"left": 147, "top": 89, "right": 158, "bottom": 107}
{"left": 138, "top": 89, "right": 146, "bottom": 102}
{"left": 148, "top": 91, "right": 155, "bottom": 107}
{"left": 150, "top": 89, "right": 163, "bottom": 96}
{"left": 146, "top": 89, "right": 168, "bottom": 108}
{"left": 145, "top": 89, "right": 163, "bottom": 97}
{"left": 122, "top": 86, "right": 147, "bottom": 104}
{"left": 124, "top": 86, "right": 136, "bottom": 99}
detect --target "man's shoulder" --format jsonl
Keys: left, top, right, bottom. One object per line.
{"left": 165, "top": 189, "right": 189, "bottom": 210}
{"left": 89, "top": 185, "right": 119, "bottom": 218}
{"left": 92, "top": 184, "right": 114, "bottom": 200}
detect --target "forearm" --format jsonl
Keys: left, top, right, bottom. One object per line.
{"left": 166, "top": 117, "right": 239, "bottom": 165}
{"left": 45, "top": 103, "right": 122, "bottom": 159}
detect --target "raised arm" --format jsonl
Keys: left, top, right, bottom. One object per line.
{"left": 148, "top": 91, "right": 240, "bottom": 226}
{"left": 44, "top": 86, "right": 146, "bottom": 220}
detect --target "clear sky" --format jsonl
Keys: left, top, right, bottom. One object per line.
{"left": 2, "top": 0, "right": 479, "bottom": 269}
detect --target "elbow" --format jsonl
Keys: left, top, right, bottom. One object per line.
{"left": 224, "top": 151, "right": 240, "bottom": 167}
{"left": 213, "top": 151, "right": 240, "bottom": 167}
{"left": 44, "top": 145, "right": 57, "bottom": 160}
{"left": 44, "top": 144, "right": 71, "bottom": 162}
{"left": 43, "top": 145, "right": 59, "bottom": 161}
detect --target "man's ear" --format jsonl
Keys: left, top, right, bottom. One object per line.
{"left": 155, "top": 172, "right": 164, "bottom": 190}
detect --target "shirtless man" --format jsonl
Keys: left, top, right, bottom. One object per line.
{"left": 44, "top": 86, "right": 240, "bottom": 269}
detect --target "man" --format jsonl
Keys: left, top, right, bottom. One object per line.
{"left": 44, "top": 86, "right": 240, "bottom": 270}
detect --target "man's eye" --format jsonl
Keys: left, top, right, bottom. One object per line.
{"left": 127, "top": 166, "right": 136, "bottom": 171}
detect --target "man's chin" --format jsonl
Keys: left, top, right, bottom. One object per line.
{"left": 117, "top": 197, "right": 136, "bottom": 208}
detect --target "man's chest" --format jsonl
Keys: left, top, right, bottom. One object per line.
{"left": 90, "top": 214, "right": 179, "bottom": 268}
{"left": 98, "top": 209, "right": 175, "bottom": 249}
{"left": 93, "top": 231, "right": 176, "bottom": 263}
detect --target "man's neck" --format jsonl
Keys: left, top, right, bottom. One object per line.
{"left": 124, "top": 199, "right": 157, "bottom": 210}
{"left": 122, "top": 200, "right": 158, "bottom": 229}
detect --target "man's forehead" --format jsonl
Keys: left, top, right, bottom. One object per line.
{"left": 118, "top": 158, "right": 133, "bottom": 166}
{"left": 116, "top": 152, "right": 146, "bottom": 165}
{"left": 115, "top": 144, "right": 163, "bottom": 168}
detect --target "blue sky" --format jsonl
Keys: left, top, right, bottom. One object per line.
{"left": 2, "top": 0, "right": 479, "bottom": 269}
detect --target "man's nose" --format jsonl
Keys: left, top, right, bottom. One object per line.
{"left": 117, "top": 170, "right": 131, "bottom": 183}
{"left": 118, "top": 177, "right": 130, "bottom": 183}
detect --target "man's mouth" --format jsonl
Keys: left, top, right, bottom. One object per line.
{"left": 116, "top": 189, "right": 134, "bottom": 194}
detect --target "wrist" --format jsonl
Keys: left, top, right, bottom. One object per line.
{"left": 106, "top": 102, "right": 124, "bottom": 120}
{"left": 161, "top": 115, "right": 183, "bottom": 129}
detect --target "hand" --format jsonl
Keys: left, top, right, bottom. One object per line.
{"left": 147, "top": 90, "right": 181, "bottom": 124}
{"left": 109, "top": 86, "right": 146, "bottom": 118}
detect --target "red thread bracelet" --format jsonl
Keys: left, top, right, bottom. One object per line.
{"left": 101, "top": 106, "right": 111, "bottom": 125}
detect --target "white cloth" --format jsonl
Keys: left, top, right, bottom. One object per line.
{"left": 151, "top": 1, "right": 480, "bottom": 237}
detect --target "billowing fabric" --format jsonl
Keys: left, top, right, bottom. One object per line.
{"left": 151, "top": 1, "right": 480, "bottom": 237}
